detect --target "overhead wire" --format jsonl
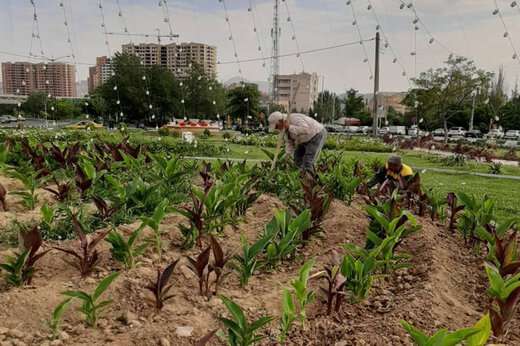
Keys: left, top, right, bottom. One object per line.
{"left": 218, "top": 0, "right": 244, "bottom": 81}
{"left": 492, "top": 0, "right": 520, "bottom": 62}
{"left": 247, "top": 0, "right": 268, "bottom": 70}
{"left": 158, "top": 0, "right": 176, "bottom": 40}
{"left": 29, "top": 0, "right": 45, "bottom": 57}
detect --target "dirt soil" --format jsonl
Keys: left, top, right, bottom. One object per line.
{"left": 0, "top": 183, "right": 519, "bottom": 346}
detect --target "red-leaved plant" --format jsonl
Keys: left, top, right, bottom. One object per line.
{"left": 92, "top": 196, "right": 118, "bottom": 221}
{"left": 187, "top": 246, "right": 212, "bottom": 298}
{"left": 54, "top": 215, "right": 111, "bottom": 277}
{"left": 208, "top": 236, "right": 232, "bottom": 295}
{"left": 0, "top": 182, "right": 7, "bottom": 211}
{"left": 145, "top": 259, "right": 180, "bottom": 310}
{"left": 21, "top": 225, "right": 52, "bottom": 284}
{"left": 447, "top": 192, "right": 464, "bottom": 233}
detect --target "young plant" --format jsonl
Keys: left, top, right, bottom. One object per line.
{"left": 319, "top": 263, "right": 347, "bottom": 315}
{"left": 43, "top": 174, "right": 72, "bottom": 202}
{"left": 54, "top": 215, "right": 111, "bottom": 277}
{"left": 92, "top": 196, "right": 119, "bottom": 222}
{"left": 485, "top": 262, "right": 520, "bottom": 337}
{"left": 75, "top": 159, "right": 97, "bottom": 197}
{"left": 178, "top": 189, "right": 205, "bottom": 248}
{"left": 279, "top": 289, "right": 297, "bottom": 344}
{"left": 145, "top": 259, "right": 180, "bottom": 311}
{"left": 141, "top": 199, "right": 169, "bottom": 258}
{"left": 48, "top": 299, "right": 72, "bottom": 339}
{"left": 62, "top": 272, "right": 119, "bottom": 327}
{"left": 290, "top": 259, "right": 315, "bottom": 328}
{"left": 219, "top": 295, "right": 274, "bottom": 346}
{"left": 9, "top": 166, "right": 40, "bottom": 209}
{"left": 457, "top": 193, "right": 496, "bottom": 246}
{"left": 0, "top": 225, "right": 51, "bottom": 286}
{"left": 340, "top": 251, "right": 378, "bottom": 303}
{"left": 233, "top": 235, "right": 271, "bottom": 287}
{"left": 400, "top": 316, "right": 490, "bottom": 346}
{"left": 209, "top": 235, "right": 232, "bottom": 295}
{"left": 447, "top": 192, "right": 464, "bottom": 233}
{"left": 106, "top": 226, "right": 148, "bottom": 270}
{"left": 187, "top": 246, "right": 212, "bottom": 298}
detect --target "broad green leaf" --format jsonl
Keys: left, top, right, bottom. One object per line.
{"left": 93, "top": 272, "right": 120, "bottom": 301}
{"left": 466, "top": 313, "right": 491, "bottom": 346}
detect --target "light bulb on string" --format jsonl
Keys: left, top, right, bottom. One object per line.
{"left": 113, "top": 85, "right": 118, "bottom": 91}
{"left": 142, "top": 76, "right": 146, "bottom": 80}
{"left": 116, "top": 100, "right": 120, "bottom": 105}
{"left": 146, "top": 90, "right": 150, "bottom": 95}
{"left": 493, "top": 9, "right": 499, "bottom": 15}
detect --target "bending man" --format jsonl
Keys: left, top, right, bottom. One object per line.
{"left": 268, "top": 111, "right": 327, "bottom": 173}
{"left": 367, "top": 155, "right": 414, "bottom": 191}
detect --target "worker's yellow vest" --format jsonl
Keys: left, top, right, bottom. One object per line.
{"left": 385, "top": 163, "right": 414, "bottom": 180}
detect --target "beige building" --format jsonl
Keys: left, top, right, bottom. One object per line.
{"left": 122, "top": 42, "right": 217, "bottom": 79}
{"left": 274, "top": 72, "right": 319, "bottom": 113}
{"left": 2, "top": 62, "right": 76, "bottom": 97}
{"left": 88, "top": 56, "right": 113, "bottom": 93}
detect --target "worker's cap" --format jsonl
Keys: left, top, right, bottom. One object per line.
{"left": 388, "top": 155, "right": 402, "bottom": 166}
{"left": 268, "top": 111, "right": 287, "bottom": 130}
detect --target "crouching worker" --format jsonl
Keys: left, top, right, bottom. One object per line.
{"left": 367, "top": 155, "right": 414, "bottom": 193}
{"left": 268, "top": 111, "right": 327, "bottom": 173}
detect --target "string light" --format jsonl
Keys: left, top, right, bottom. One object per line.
{"left": 492, "top": 0, "right": 520, "bottom": 62}
{"left": 158, "top": 0, "right": 175, "bottom": 40}
{"left": 29, "top": 0, "right": 45, "bottom": 57}
{"left": 281, "top": 0, "right": 305, "bottom": 71}
{"left": 365, "top": 0, "right": 410, "bottom": 84}
{"left": 346, "top": 0, "right": 373, "bottom": 80}
{"left": 247, "top": 0, "right": 268, "bottom": 70}
{"left": 218, "top": 0, "right": 244, "bottom": 81}
{"left": 115, "top": 0, "right": 128, "bottom": 33}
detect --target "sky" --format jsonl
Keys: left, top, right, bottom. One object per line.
{"left": 1, "top": 0, "right": 520, "bottom": 94}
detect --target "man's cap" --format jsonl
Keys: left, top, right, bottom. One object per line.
{"left": 268, "top": 111, "right": 287, "bottom": 130}
{"left": 388, "top": 155, "right": 402, "bottom": 166}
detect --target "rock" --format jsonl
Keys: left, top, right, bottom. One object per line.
{"left": 0, "top": 329, "right": 7, "bottom": 336}
{"left": 175, "top": 326, "right": 193, "bottom": 338}
{"left": 130, "top": 320, "right": 142, "bottom": 328}
{"left": 13, "top": 341, "right": 26, "bottom": 346}
{"left": 117, "top": 310, "right": 138, "bottom": 326}
{"left": 335, "top": 342, "right": 348, "bottom": 346}
{"left": 59, "top": 332, "right": 70, "bottom": 341}
{"left": 179, "top": 265, "right": 194, "bottom": 280}
{"left": 403, "top": 283, "right": 412, "bottom": 290}
{"left": 84, "top": 277, "right": 97, "bottom": 285}
{"left": 7, "top": 330, "right": 24, "bottom": 339}
{"left": 40, "top": 342, "right": 50, "bottom": 346}
{"left": 50, "top": 340, "right": 62, "bottom": 346}
{"left": 159, "top": 337, "right": 171, "bottom": 346}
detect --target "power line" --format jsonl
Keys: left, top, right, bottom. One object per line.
{"left": 29, "top": 0, "right": 45, "bottom": 57}
{"left": 115, "top": 0, "right": 129, "bottom": 33}
{"left": 218, "top": 38, "right": 375, "bottom": 64}
{"left": 365, "top": 0, "right": 410, "bottom": 84}
{"left": 158, "top": 0, "right": 176, "bottom": 41}
{"left": 281, "top": 0, "right": 304, "bottom": 71}
{"left": 247, "top": 0, "right": 268, "bottom": 70}
{"left": 346, "top": 0, "right": 373, "bottom": 80}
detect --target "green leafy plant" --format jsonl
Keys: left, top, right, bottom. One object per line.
{"left": 232, "top": 235, "right": 270, "bottom": 287}
{"left": 263, "top": 210, "right": 311, "bottom": 267}
{"left": 141, "top": 199, "right": 169, "bottom": 258}
{"left": 9, "top": 166, "right": 40, "bottom": 209}
{"left": 62, "top": 272, "right": 119, "bottom": 327}
{"left": 219, "top": 295, "right": 273, "bottom": 346}
{"left": 340, "top": 251, "right": 378, "bottom": 303}
{"left": 400, "top": 313, "right": 491, "bottom": 346}
{"left": 457, "top": 193, "right": 496, "bottom": 246}
{"left": 48, "top": 299, "right": 72, "bottom": 339}
{"left": 106, "top": 225, "right": 148, "bottom": 270}
{"left": 485, "top": 262, "right": 520, "bottom": 337}
{"left": 488, "top": 162, "right": 503, "bottom": 175}
{"left": 54, "top": 215, "right": 111, "bottom": 277}
{"left": 290, "top": 259, "right": 315, "bottom": 328}
{"left": 279, "top": 289, "right": 296, "bottom": 344}
{"left": 319, "top": 161, "right": 361, "bottom": 205}
{"left": 145, "top": 259, "right": 180, "bottom": 311}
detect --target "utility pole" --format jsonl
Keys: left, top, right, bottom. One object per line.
{"left": 469, "top": 88, "right": 478, "bottom": 131}
{"left": 372, "top": 32, "right": 380, "bottom": 136}
{"left": 271, "top": 0, "right": 280, "bottom": 104}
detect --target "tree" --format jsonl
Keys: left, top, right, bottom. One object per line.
{"left": 408, "top": 55, "right": 492, "bottom": 141}
{"left": 182, "top": 64, "right": 225, "bottom": 120}
{"left": 312, "top": 91, "right": 341, "bottom": 123}
{"left": 342, "top": 88, "right": 371, "bottom": 125}
{"left": 226, "top": 83, "right": 261, "bottom": 126}
{"left": 22, "top": 92, "right": 47, "bottom": 117}
{"left": 500, "top": 96, "right": 520, "bottom": 130}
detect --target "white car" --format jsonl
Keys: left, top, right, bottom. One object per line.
{"left": 389, "top": 126, "right": 406, "bottom": 135}
{"left": 432, "top": 128, "right": 445, "bottom": 136}
{"left": 447, "top": 127, "right": 466, "bottom": 137}
{"left": 504, "top": 130, "right": 520, "bottom": 140}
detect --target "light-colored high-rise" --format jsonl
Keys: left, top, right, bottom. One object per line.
{"left": 121, "top": 42, "right": 217, "bottom": 79}
{"left": 88, "top": 56, "right": 113, "bottom": 93}
{"left": 1, "top": 62, "right": 77, "bottom": 97}
{"left": 274, "top": 72, "right": 319, "bottom": 113}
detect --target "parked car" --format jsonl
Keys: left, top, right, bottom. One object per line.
{"left": 0, "top": 115, "right": 19, "bottom": 123}
{"left": 504, "top": 130, "right": 520, "bottom": 140}
{"left": 432, "top": 128, "right": 445, "bottom": 136}
{"left": 345, "top": 126, "right": 360, "bottom": 133}
{"left": 360, "top": 126, "right": 372, "bottom": 134}
{"left": 389, "top": 126, "right": 406, "bottom": 135}
{"left": 465, "top": 130, "right": 482, "bottom": 138}
{"left": 378, "top": 127, "right": 390, "bottom": 135}
{"left": 66, "top": 120, "right": 104, "bottom": 130}
{"left": 485, "top": 129, "right": 505, "bottom": 139}
{"left": 447, "top": 127, "right": 466, "bottom": 137}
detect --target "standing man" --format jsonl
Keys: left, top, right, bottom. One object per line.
{"left": 268, "top": 111, "right": 327, "bottom": 173}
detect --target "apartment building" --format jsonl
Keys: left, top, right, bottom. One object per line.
{"left": 88, "top": 56, "right": 113, "bottom": 93}
{"left": 274, "top": 72, "right": 319, "bottom": 113}
{"left": 121, "top": 42, "right": 217, "bottom": 79}
{"left": 1, "top": 62, "right": 77, "bottom": 97}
